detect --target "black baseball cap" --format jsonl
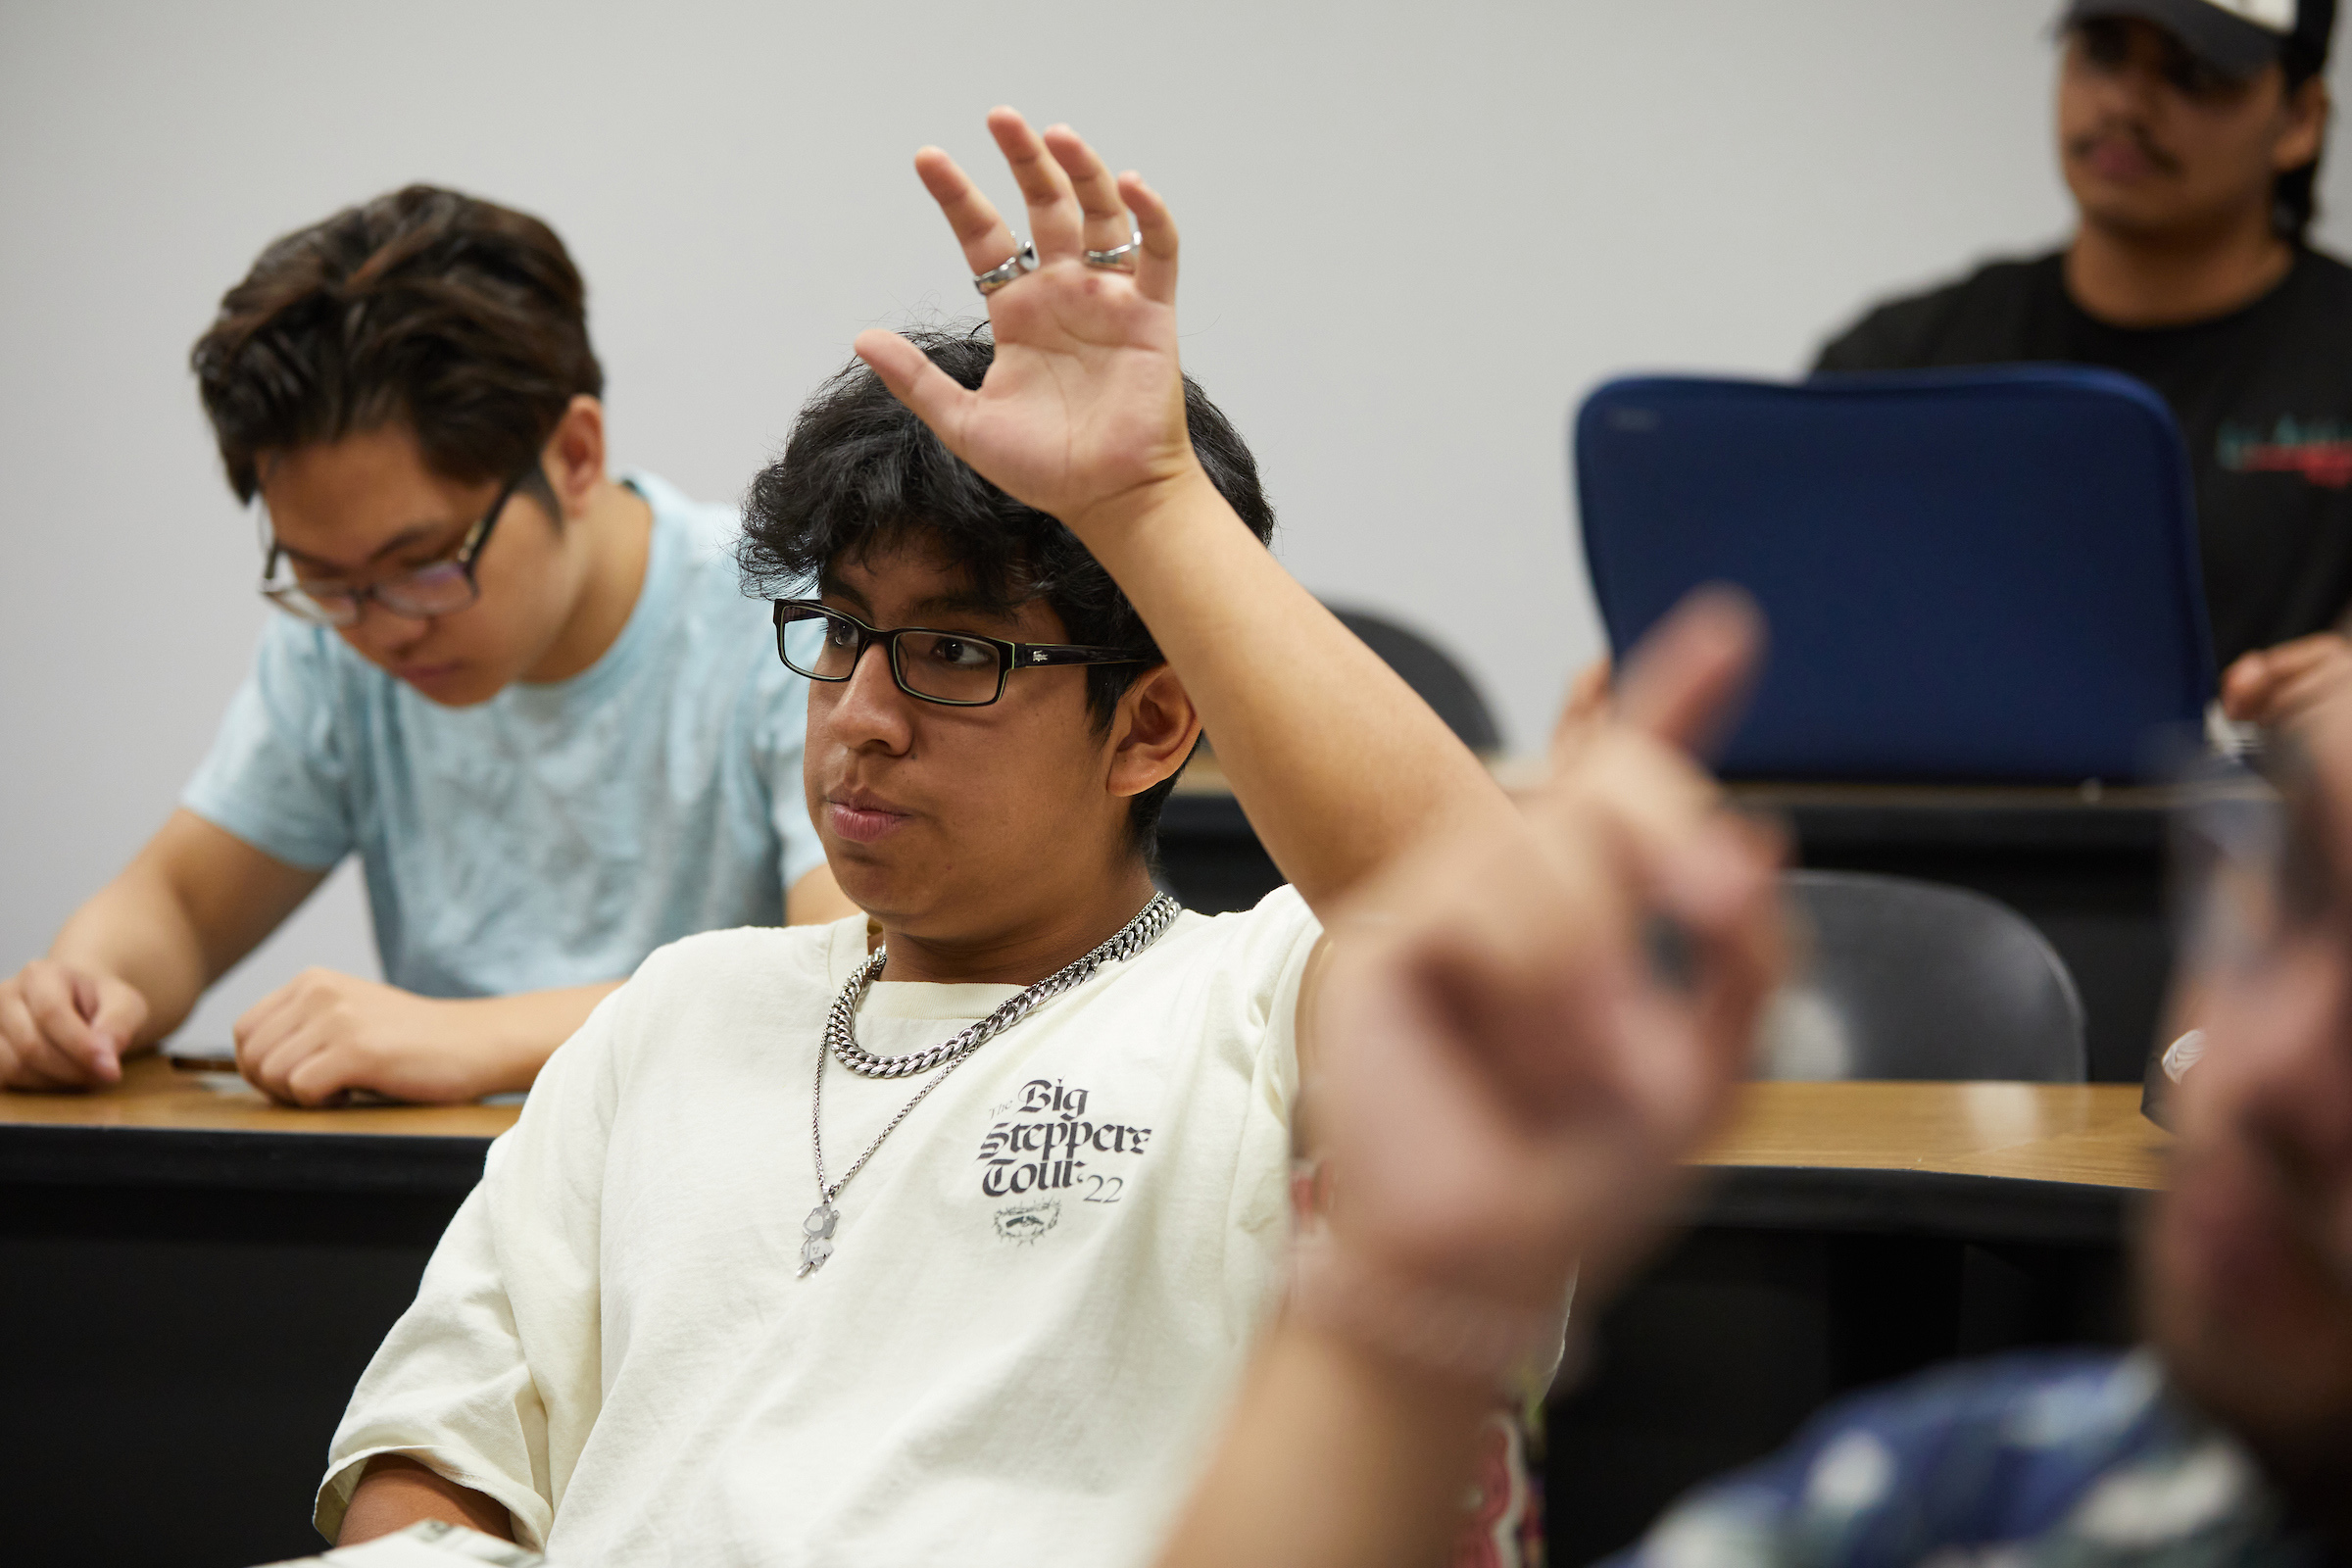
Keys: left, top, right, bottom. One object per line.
{"left": 2061, "top": 0, "right": 2337, "bottom": 78}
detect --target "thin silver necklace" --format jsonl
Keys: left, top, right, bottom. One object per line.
{"left": 798, "top": 892, "right": 1181, "bottom": 1277}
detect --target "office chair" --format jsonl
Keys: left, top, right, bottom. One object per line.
{"left": 1329, "top": 606, "right": 1503, "bottom": 754}
{"left": 1758, "top": 869, "right": 2087, "bottom": 1083}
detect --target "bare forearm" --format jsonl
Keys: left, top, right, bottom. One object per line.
{"left": 1080, "top": 471, "right": 1512, "bottom": 911}
{"left": 340, "top": 1454, "right": 514, "bottom": 1546}
{"left": 232, "top": 974, "right": 623, "bottom": 1105}
{"left": 441, "top": 982, "right": 622, "bottom": 1095}
{"left": 47, "top": 809, "right": 328, "bottom": 1049}
{"left": 1154, "top": 1319, "right": 1488, "bottom": 1568}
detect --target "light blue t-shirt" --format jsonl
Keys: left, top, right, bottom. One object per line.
{"left": 182, "top": 471, "right": 828, "bottom": 1000}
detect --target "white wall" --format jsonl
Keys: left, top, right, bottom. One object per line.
{"left": 5, "top": 1, "right": 2348, "bottom": 1044}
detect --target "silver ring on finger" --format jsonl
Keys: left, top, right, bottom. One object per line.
{"left": 1084, "top": 228, "right": 1142, "bottom": 272}
{"left": 972, "top": 238, "right": 1040, "bottom": 295}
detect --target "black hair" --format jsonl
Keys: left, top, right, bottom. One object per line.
{"left": 2276, "top": 1, "right": 2335, "bottom": 242}
{"left": 738, "top": 323, "right": 1277, "bottom": 862}
{"left": 191, "top": 185, "right": 600, "bottom": 512}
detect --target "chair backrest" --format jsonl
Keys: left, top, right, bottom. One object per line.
{"left": 1329, "top": 606, "right": 1502, "bottom": 753}
{"left": 1758, "top": 870, "right": 2086, "bottom": 1083}
{"left": 1574, "top": 368, "right": 2214, "bottom": 783}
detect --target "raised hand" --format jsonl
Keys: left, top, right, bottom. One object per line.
{"left": 1302, "top": 591, "right": 1785, "bottom": 1332}
{"left": 853, "top": 109, "right": 1200, "bottom": 536}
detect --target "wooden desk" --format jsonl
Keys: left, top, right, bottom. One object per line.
{"left": 0, "top": 1060, "right": 518, "bottom": 1568}
{"left": 1, "top": 1058, "right": 2163, "bottom": 1214}
{"left": 1704, "top": 1080, "right": 2162, "bottom": 1186}
{"left": 0, "top": 1054, "right": 515, "bottom": 1198}
{"left": 0, "top": 1066, "right": 2164, "bottom": 1568}
{"left": 0, "top": 1054, "right": 518, "bottom": 1137}
{"left": 1160, "top": 764, "right": 2230, "bottom": 1083}
{"left": 1553, "top": 1081, "right": 2165, "bottom": 1566}
{"left": 1691, "top": 1081, "right": 2165, "bottom": 1247}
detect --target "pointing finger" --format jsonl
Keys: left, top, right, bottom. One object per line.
{"left": 1608, "top": 587, "right": 1765, "bottom": 761}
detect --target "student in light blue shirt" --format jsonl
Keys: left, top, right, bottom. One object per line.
{"left": 0, "top": 186, "right": 850, "bottom": 1104}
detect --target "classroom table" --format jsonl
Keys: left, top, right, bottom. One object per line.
{"left": 1695, "top": 1076, "right": 2164, "bottom": 1242}
{"left": 0, "top": 1062, "right": 2163, "bottom": 1568}
{"left": 1159, "top": 765, "right": 2201, "bottom": 1084}
{"left": 1553, "top": 1079, "right": 2166, "bottom": 1564}
{"left": 0, "top": 1059, "right": 2164, "bottom": 1216}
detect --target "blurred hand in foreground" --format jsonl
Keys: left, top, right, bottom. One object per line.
{"left": 1156, "top": 589, "right": 1784, "bottom": 1568}
{"left": 2222, "top": 632, "right": 2352, "bottom": 730}
{"left": 1304, "top": 587, "right": 1785, "bottom": 1328}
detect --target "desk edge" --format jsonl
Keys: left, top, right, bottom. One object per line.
{"left": 0, "top": 1123, "right": 493, "bottom": 1197}
{"left": 1695, "top": 1164, "right": 2145, "bottom": 1246}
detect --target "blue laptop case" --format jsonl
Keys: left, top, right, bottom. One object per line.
{"left": 1574, "top": 368, "right": 2215, "bottom": 783}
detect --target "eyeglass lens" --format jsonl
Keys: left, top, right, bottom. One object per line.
{"left": 780, "top": 606, "right": 1007, "bottom": 704}
{"left": 270, "top": 560, "right": 481, "bottom": 627}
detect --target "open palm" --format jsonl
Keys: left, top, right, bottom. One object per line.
{"left": 855, "top": 110, "right": 1200, "bottom": 533}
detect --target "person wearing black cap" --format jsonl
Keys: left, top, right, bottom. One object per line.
{"left": 1817, "top": 0, "right": 2345, "bottom": 729}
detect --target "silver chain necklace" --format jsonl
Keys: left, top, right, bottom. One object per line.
{"left": 798, "top": 892, "right": 1181, "bottom": 1277}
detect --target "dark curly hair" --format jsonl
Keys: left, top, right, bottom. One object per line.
{"left": 737, "top": 324, "right": 1277, "bottom": 858}
{"left": 190, "top": 184, "right": 603, "bottom": 507}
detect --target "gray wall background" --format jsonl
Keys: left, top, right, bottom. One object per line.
{"left": 5, "top": 0, "right": 2348, "bottom": 1045}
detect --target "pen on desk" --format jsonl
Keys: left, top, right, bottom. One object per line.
{"left": 167, "top": 1051, "right": 240, "bottom": 1073}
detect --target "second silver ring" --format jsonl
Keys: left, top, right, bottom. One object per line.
{"left": 1084, "top": 228, "right": 1143, "bottom": 272}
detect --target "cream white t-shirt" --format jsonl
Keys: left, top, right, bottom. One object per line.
{"left": 318, "top": 888, "right": 1322, "bottom": 1566}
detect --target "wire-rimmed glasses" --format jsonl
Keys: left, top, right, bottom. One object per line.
{"left": 772, "top": 599, "right": 1152, "bottom": 707}
{"left": 257, "top": 466, "right": 538, "bottom": 627}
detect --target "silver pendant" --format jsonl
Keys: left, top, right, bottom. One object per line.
{"left": 797, "top": 1201, "right": 839, "bottom": 1277}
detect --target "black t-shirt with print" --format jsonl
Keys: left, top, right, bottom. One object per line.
{"left": 1815, "top": 247, "right": 2352, "bottom": 670}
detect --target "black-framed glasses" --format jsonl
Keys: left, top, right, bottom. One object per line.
{"left": 257, "top": 465, "right": 538, "bottom": 627}
{"left": 772, "top": 599, "right": 1152, "bottom": 707}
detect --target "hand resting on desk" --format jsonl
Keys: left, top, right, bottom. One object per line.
{"left": 232, "top": 969, "right": 619, "bottom": 1106}
{"left": 0, "top": 958, "right": 145, "bottom": 1090}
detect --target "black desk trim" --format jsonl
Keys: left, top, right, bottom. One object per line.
{"left": 1694, "top": 1164, "right": 2143, "bottom": 1247}
{"left": 1760, "top": 801, "right": 2167, "bottom": 857}
{"left": 3, "top": 1122, "right": 2147, "bottom": 1242}
{"left": 0, "top": 1124, "right": 492, "bottom": 1197}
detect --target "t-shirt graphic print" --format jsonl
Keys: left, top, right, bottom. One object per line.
{"left": 977, "top": 1074, "right": 1155, "bottom": 1217}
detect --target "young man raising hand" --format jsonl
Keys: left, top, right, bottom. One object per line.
{"left": 320, "top": 113, "right": 1522, "bottom": 1564}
